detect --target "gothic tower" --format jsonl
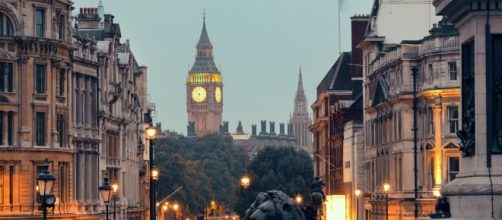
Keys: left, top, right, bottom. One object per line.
{"left": 289, "top": 69, "right": 312, "bottom": 154}
{"left": 187, "top": 16, "right": 223, "bottom": 136}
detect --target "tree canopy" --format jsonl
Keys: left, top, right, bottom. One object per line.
{"left": 236, "top": 147, "right": 313, "bottom": 215}
{"left": 154, "top": 133, "right": 248, "bottom": 215}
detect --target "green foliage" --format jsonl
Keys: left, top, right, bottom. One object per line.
{"left": 154, "top": 133, "right": 248, "bottom": 215}
{"left": 236, "top": 147, "right": 313, "bottom": 215}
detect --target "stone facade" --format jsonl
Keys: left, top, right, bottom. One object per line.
{"left": 360, "top": 10, "right": 461, "bottom": 219}
{"left": 186, "top": 17, "right": 223, "bottom": 137}
{"left": 76, "top": 5, "right": 149, "bottom": 219}
{"left": 0, "top": 1, "right": 148, "bottom": 219}
{"left": 289, "top": 70, "right": 312, "bottom": 155}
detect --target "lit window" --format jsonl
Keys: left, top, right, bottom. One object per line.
{"left": 448, "top": 106, "right": 459, "bottom": 134}
{"left": 449, "top": 62, "right": 457, "bottom": 80}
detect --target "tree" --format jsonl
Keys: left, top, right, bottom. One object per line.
{"left": 154, "top": 133, "right": 248, "bottom": 215}
{"left": 236, "top": 147, "right": 313, "bottom": 215}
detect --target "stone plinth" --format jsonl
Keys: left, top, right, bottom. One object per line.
{"left": 434, "top": 0, "right": 502, "bottom": 219}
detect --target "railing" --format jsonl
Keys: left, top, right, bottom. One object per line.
{"left": 419, "top": 36, "right": 459, "bottom": 55}
{"left": 74, "top": 51, "right": 98, "bottom": 62}
{"left": 107, "top": 157, "right": 120, "bottom": 168}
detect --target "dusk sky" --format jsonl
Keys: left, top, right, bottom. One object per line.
{"left": 73, "top": 0, "right": 373, "bottom": 134}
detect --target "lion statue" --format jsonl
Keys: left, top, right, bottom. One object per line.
{"left": 244, "top": 190, "right": 305, "bottom": 220}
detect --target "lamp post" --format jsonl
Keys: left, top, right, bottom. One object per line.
{"left": 146, "top": 125, "right": 158, "bottom": 220}
{"left": 383, "top": 183, "right": 390, "bottom": 220}
{"left": 37, "top": 159, "right": 56, "bottom": 220}
{"left": 112, "top": 183, "right": 118, "bottom": 220}
{"left": 240, "top": 175, "right": 251, "bottom": 210}
{"left": 355, "top": 189, "right": 361, "bottom": 220}
{"left": 173, "top": 203, "right": 179, "bottom": 220}
{"left": 100, "top": 177, "right": 113, "bottom": 220}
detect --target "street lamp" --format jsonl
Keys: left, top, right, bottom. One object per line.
{"left": 383, "top": 183, "right": 390, "bottom": 220}
{"left": 240, "top": 175, "right": 250, "bottom": 189}
{"left": 152, "top": 166, "right": 160, "bottom": 181}
{"left": 295, "top": 194, "right": 303, "bottom": 204}
{"left": 146, "top": 125, "right": 158, "bottom": 220}
{"left": 112, "top": 183, "right": 118, "bottom": 220}
{"left": 37, "top": 159, "right": 56, "bottom": 220}
{"left": 355, "top": 189, "right": 361, "bottom": 220}
{"left": 100, "top": 177, "right": 113, "bottom": 220}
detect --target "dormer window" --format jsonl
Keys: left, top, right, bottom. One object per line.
{"left": 0, "top": 13, "right": 14, "bottom": 36}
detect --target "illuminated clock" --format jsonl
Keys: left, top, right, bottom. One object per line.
{"left": 192, "top": 87, "right": 207, "bottom": 103}
{"left": 215, "top": 87, "right": 222, "bottom": 103}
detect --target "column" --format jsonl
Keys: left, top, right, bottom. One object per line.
{"left": 432, "top": 103, "right": 442, "bottom": 193}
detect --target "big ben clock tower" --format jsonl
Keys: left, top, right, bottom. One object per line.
{"left": 187, "top": 16, "right": 223, "bottom": 136}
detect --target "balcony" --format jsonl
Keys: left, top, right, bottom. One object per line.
{"left": 107, "top": 157, "right": 121, "bottom": 168}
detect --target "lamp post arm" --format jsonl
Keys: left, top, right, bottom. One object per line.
{"left": 157, "top": 186, "right": 183, "bottom": 205}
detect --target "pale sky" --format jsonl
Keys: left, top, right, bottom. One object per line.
{"left": 73, "top": 0, "right": 373, "bottom": 134}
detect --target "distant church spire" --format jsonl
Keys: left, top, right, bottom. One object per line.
{"left": 98, "top": 0, "right": 105, "bottom": 21}
{"left": 290, "top": 68, "right": 312, "bottom": 154}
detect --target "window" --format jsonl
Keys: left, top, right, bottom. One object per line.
{"left": 35, "top": 9, "right": 45, "bottom": 37}
{"left": 428, "top": 63, "right": 433, "bottom": 80}
{"left": 428, "top": 108, "right": 434, "bottom": 136}
{"left": 448, "top": 157, "right": 460, "bottom": 181}
{"left": 58, "top": 14, "right": 65, "bottom": 40}
{"left": 0, "top": 167, "right": 3, "bottom": 204}
{"left": 35, "top": 112, "right": 45, "bottom": 146}
{"left": 0, "top": 63, "right": 13, "bottom": 92}
{"left": 448, "top": 106, "right": 459, "bottom": 134}
{"left": 59, "top": 164, "right": 66, "bottom": 202}
{"left": 8, "top": 166, "right": 13, "bottom": 204}
{"left": 7, "top": 112, "right": 12, "bottom": 145}
{"left": 35, "top": 64, "right": 45, "bottom": 93}
{"left": 57, "top": 114, "right": 65, "bottom": 147}
{"left": 58, "top": 69, "right": 65, "bottom": 96}
{"left": 0, "top": 13, "right": 14, "bottom": 36}
{"left": 0, "top": 112, "right": 3, "bottom": 144}
{"left": 449, "top": 62, "right": 457, "bottom": 80}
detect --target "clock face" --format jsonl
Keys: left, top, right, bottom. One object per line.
{"left": 192, "top": 87, "right": 207, "bottom": 103}
{"left": 215, "top": 87, "right": 222, "bottom": 103}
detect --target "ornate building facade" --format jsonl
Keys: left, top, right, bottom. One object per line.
{"left": 76, "top": 4, "right": 149, "bottom": 219}
{"left": 289, "top": 70, "right": 312, "bottom": 154}
{"left": 186, "top": 17, "right": 223, "bottom": 137}
{"left": 360, "top": 4, "right": 461, "bottom": 218}
{"left": 0, "top": 1, "right": 149, "bottom": 219}
{"left": 0, "top": 0, "right": 84, "bottom": 219}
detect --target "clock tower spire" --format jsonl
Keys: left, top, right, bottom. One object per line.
{"left": 186, "top": 15, "right": 223, "bottom": 137}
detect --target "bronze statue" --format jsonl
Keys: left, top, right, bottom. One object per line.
{"left": 244, "top": 190, "right": 305, "bottom": 220}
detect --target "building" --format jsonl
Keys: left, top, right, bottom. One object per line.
{"left": 434, "top": 0, "right": 502, "bottom": 219}
{"left": 310, "top": 14, "right": 369, "bottom": 220}
{"left": 289, "top": 69, "right": 313, "bottom": 154}
{"left": 186, "top": 16, "right": 223, "bottom": 137}
{"left": 232, "top": 121, "right": 297, "bottom": 158}
{"left": 359, "top": 1, "right": 461, "bottom": 217}
{"left": 310, "top": 52, "right": 353, "bottom": 198}
{"left": 0, "top": 0, "right": 88, "bottom": 219}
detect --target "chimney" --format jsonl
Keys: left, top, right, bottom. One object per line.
{"left": 252, "top": 124, "right": 257, "bottom": 136}
{"left": 260, "top": 120, "right": 267, "bottom": 135}
{"left": 269, "top": 121, "right": 276, "bottom": 136}
{"left": 279, "top": 123, "right": 286, "bottom": 136}
{"left": 350, "top": 14, "right": 370, "bottom": 99}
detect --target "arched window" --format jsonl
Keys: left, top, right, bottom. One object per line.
{"left": 0, "top": 12, "right": 14, "bottom": 36}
